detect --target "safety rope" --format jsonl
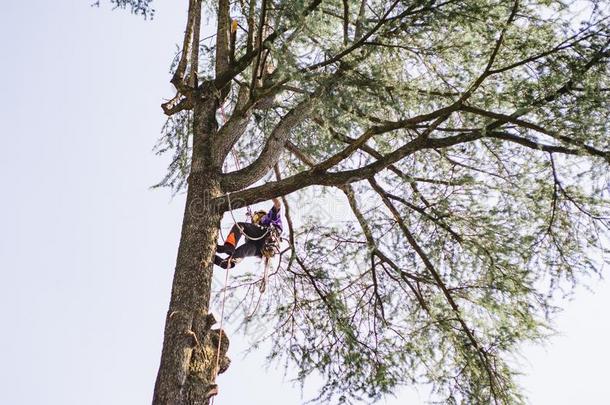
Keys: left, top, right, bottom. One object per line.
{"left": 210, "top": 257, "right": 231, "bottom": 405}
{"left": 211, "top": 41, "right": 283, "bottom": 402}
{"left": 220, "top": 102, "right": 253, "bottom": 218}
{"left": 226, "top": 192, "right": 270, "bottom": 241}
{"left": 210, "top": 102, "right": 265, "bottom": 405}
{"left": 259, "top": 257, "right": 270, "bottom": 293}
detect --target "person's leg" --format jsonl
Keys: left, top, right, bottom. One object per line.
{"left": 213, "top": 241, "right": 260, "bottom": 269}
{"left": 214, "top": 254, "right": 236, "bottom": 269}
{"left": 232, "top": 242, "right": 260, "bottom": 261}
{"left": 218, "top": 222, "right": 267, "bottom": 254}
{"left": 240, "top": 223, "right": 268, "bottom": 241}
{"left": 217, "top": 222, "right": 247, "bottom": 254}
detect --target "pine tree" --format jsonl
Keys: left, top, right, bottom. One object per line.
{"left": 104, "top": 0, "right": 610, "bottom": 403}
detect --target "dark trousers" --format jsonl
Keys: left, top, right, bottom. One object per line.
{"left": 215, "top": 222, "right": 267, "bottom": 269}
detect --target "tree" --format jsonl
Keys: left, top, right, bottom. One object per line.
{"left": 104, "top": 0, "right": 609, "bottom": 403}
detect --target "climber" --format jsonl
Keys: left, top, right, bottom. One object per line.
{"left": 214, "top": 197, "right": 283, "bottom": 269}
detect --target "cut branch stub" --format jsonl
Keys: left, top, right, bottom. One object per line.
{"left": 182, "top": 313, "right": 231, "bottom": 403}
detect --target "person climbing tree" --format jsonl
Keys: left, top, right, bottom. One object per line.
{"left": 214, "top": 197, "right": 282, "bottom": 269}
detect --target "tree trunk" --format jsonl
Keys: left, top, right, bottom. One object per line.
{"left": 153, "top": 100, "right": 230, "bottom": 405}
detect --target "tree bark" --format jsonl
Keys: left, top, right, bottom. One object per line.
{"left": 153, "top": 98, "right": 230, "bottom": 405}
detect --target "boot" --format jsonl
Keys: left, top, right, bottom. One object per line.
{"left": 217, "top": 243, "right": 235, "bottom": 255}
{"left": 214, "top": 255, "right": 236, "bottom": 269}
{"left": 216, "top": 244, "right": 230, "bottom": 254}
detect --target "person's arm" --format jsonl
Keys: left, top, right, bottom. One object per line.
{"left": 265, "top": 197, "right": 281, "bottom": 222}
{"left": 264, "top": 197, "right": 283, "bottom": 232}
{"left": 272, "top": 197, "right": 281, "bottom": 212}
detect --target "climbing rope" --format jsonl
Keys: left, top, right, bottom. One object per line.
{"left": 211, "top": 98, "right": 286, "bottom": 403}
{"left": 219, "top": 100, "right": 274, "bottom": 241}
{"left": 259, "top": 257, "right": 271, "bottom": 293}
{"left": 220, "top": 101, "right": 253, "bottom": 219}
{"left": 245, "top": 257, "right": 272, "bottom": 320}
{"left": 226, "top": 192, "right": 270, "bottom": 241}
{"left": 210, "top": 256, "right": 231, "bottom": 405}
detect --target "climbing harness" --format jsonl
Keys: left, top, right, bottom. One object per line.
{"left": 261, "top": 226, "right": 281, "bottom": 259}
{"left": 258, "top": 228, "right": 281, "bottom": 293}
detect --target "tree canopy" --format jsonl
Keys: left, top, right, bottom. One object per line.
{"left": 111, "top": 0, "right": 609, "bottom": 403}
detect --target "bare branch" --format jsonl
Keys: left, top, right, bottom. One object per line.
{"left": 213, "top": 86, "right": 252, "bottom": 165}
{"left": 215, "top": 117, "right": 469, "bottom": 209}
{"left": 246, "top": 0, "right": 256, "bottom": 53}
{"left": 209, "top": 0, "right": 324, "bottom": 97}
{"left": 250, "top": 0, "right": 268, "bottom": 96}
{"left": 161, "top": 94, "right": 193, "bottom": 116}
{"left": 354, "top": 0, "right": 367, "bottom": 40}
{"left": 342, "top": 0, "right": 349, "bottom": 45}
{"left": 326, "top": 121, "right": 466, "bottom": 185}
{"left": 216, "top": 0, "right": 231, "bottom": 77}
{"left": 189, "top": 0, "right": 201, "bottom": 88}
{"left": 486, "top": 131, "right": 583, "bottom": 156}
{"left": 172, "top": 0, "right": 202, "bottom": 92}
{"left": 313, "top": 128, "right": 377, "bottom": 172}
{"left": 285, "top": 141, "right": 317, "bottom": 167}
{"left": 273, "top": 164, "right": 297, "bottom": 270}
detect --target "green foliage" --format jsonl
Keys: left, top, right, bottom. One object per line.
{"left": 153, "top": 111, "right": 192, "bottom": 193}
{"left": 95, "top": 0, "right": 155, "bottom": 19}
{"left": 159, "top": 0, "right": 609, "bottom": 403}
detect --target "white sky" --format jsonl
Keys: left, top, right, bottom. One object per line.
{"left": 0, "top": 1, "right": 608, "bottom": 404}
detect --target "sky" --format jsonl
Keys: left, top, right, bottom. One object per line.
{"left": 0, "top": 1, "right": 608, "bottom": 404}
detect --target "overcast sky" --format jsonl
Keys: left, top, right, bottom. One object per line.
{"left": 1, "top": 1, "right": 609, "bottom": 404}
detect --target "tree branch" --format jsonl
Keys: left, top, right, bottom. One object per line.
{"left": 341, "top": 184, "right": 386, "bottom": 322}
{"left": 162, "top": 0, "right": 201, "bottom": 114}
{"left": 220, "top": 90, "right": 321, "bottom": 191}
{"left": 341, "top": 0, "right": 349, "bottom": 45}
{"left": 463, "top": 106, "right": 610, "bottom": 161}
{"left": 212, "top": 86, "right": 252, "bottom": 166}
{"left": 172, "top": 0, "right": 197, "bottom": 91}
{"left": 354, "top": 0, "right": 367, "bottom": 40}
{"left": 189, "top": 0, "right": 201, "bottom": 88}
{"left": 458, "top": 0, "right": 519, "bottom": 102}
{"left": 368, "top": 176, "right": 503, "bottom": 402}
{"left": 209, "top": 0, "right": 324, "bottom": 97}
{"left": 215, "top": 0, "right": 231, "bottom": 78}
{"left": 215, "top": 121, "right": 478, "bottom": 210}
{"left": 304, "top": 0, "right": 401, "bottom": 71}
{"left": 161, "top": 94, "right": 193, "bottom": 116}
{"left": 323, "top": 119, "right": 466, "bottom": 185}
{"left": 215, "top": 40, "right": 610, "bottom": 209}
{"left": 250, "top": 0, "right": 268, "bottom": 96}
